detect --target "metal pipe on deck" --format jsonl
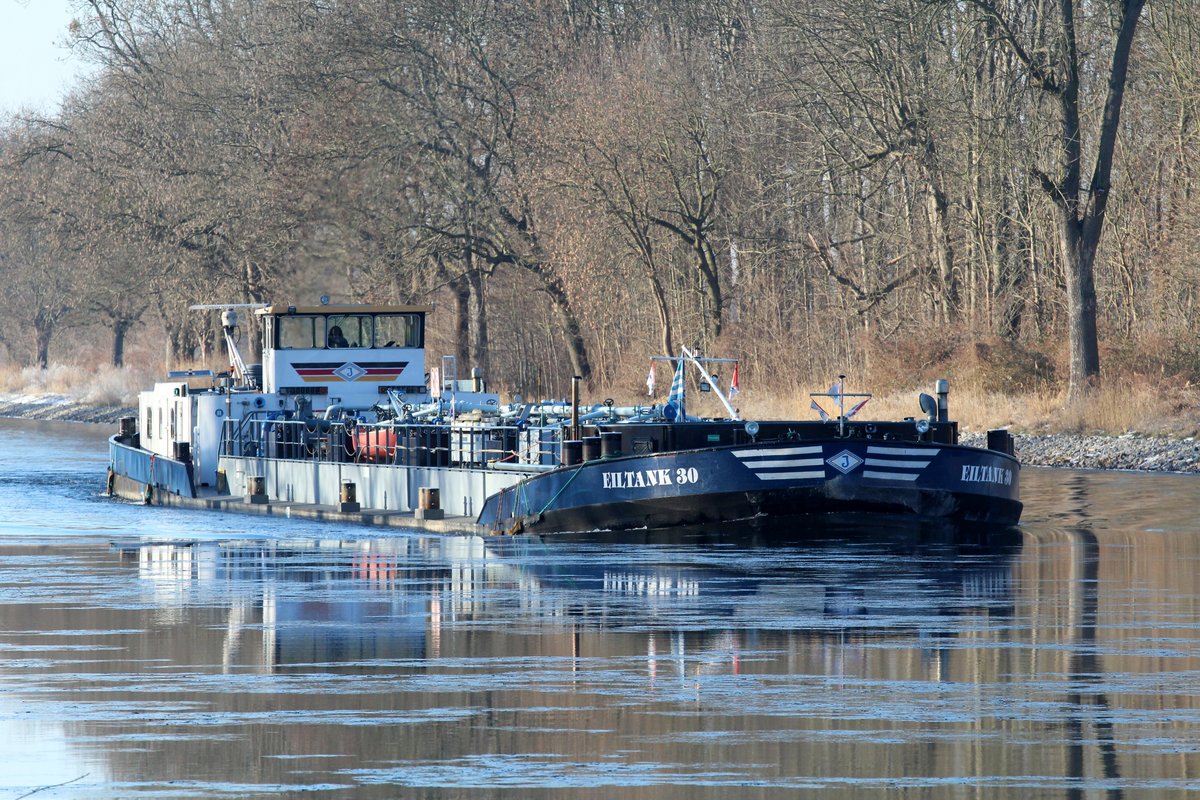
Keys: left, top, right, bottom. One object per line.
{"left": 570, "top": 376, "right": 581, "bottom": 442}
{"left": 936, "top": 379, "right": 950, "bottom": 423}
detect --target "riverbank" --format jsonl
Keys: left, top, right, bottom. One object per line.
{"left": 3, "top": 392, "right": 1199, "bottom": 473}
{"left": 957, "top": 432, "right": 1200, "bottom": 473}
{"left": 0, "top": 393, "right": 136, "bottom": 425}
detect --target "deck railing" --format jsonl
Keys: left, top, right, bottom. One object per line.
{"left": 221, "top": 414, "right": 562, "bottom": 469}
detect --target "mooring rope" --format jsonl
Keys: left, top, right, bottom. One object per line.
{"left": 536, "top": 464, "right": 586, "bottom": 516}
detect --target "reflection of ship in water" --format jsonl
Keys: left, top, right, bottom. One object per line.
{"left": 510, "top": 517, "right": 1022, "bottom": 624}
{"left": 113, "top": 519, "right": 1022, "bottom": 672}
{"left": 121, "top": 537, "right": 440, "bottom": 669}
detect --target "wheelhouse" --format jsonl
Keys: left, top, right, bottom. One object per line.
{"left": 258, "top": 304, "right": 432, "bottom": 412}
{"left": 263, "top": 306, "right": 426, "bottom": 351}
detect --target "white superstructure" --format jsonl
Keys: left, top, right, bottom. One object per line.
{"left": 257, "top": 304, "right": 431, "bottom": 413}
{"left": 138, "top": 303, "right": 437, "bottom": 489}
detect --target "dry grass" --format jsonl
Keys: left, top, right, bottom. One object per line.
{"left": 5, "top": 355, "right": 1197, "bottom": 438}
{"left": 727, "top": 375, "right": 1200, "bottom": 437}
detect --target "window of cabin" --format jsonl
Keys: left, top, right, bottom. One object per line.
{"left": 325, "top": 315, "right": 372, "bottom": 348}
{"left": 278, "top": 315, "right": 325, "bottom": 349}
{"left": 145, "top": 408, "right": 152, "bottom": 441}
{"left": 374, "top": 314, "right": 423, "bottom": 348}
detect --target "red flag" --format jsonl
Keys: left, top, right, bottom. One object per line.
{"left": 730, "top": 363, "right": 741, "bottom": 396}
{"left": 846, "top": 398, "right": 869, "bottom": 418}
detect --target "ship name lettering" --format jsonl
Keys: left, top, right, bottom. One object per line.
{"left": 960, "top": 465, "right": 1012, "bottom": 486}
{"left": 603, "top": 469, "right": 674, "bottom": 490}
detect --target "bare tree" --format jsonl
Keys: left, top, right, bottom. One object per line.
{"left": 951, "top": 0, "right": 1147, "bottom": 398}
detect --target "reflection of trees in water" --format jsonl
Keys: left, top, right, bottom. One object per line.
{"left": 1067, "top": 528, "right": 1123, "bottom": 798}
{"left": 1065, "top": 473, "right": 1123, "bottom": 796}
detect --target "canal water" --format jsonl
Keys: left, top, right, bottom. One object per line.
{"left": 1, "top": 418, "right": 1199, "bottom": 798}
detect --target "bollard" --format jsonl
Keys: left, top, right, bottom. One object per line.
{"left": 419, "top": 487, "right": 440, "bottom": 509}
{"left": 561, "top": 440, "right": 583, "bottom": 467}
{"left": 245, "top": 475, "right": 268, "bottom": 505}
{"left": 339, "top": 480, "right": 360, "bottom": 513}
{"left": 986, "top": 429, "right": 1015, "bottom": 457}
{"left": 600, "top": 431, "right": 623, "bottom": 458}
{"left": 415, "top": 486, "right": 444, "bottom": 520}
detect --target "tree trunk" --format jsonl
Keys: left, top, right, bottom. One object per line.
{"left": 167, "top": 324, "right": 191, "bottom": 368}
{"left": 112, "top": 318, "right": 132, "bottom": 368}
{"left": 453, "top": 276, "right": 470, "bottom": 368}
{"left": 540, "top": 273, "right": 591, "bottom": 382}
{"left": 466, "top": 266, "right": 490, "bottom": 380}
{"left": 33, "top": 324, "right": 52, "bottom": 369}
{"left": 648, "top": 268, "right": 674, "bottom": 356}
{"left": 926, "top": 180, "right": 959, "bottom": 324}
{"left": 695, "top": 233, "right": 724, "bottom": 340}
{"left": 1056, "top": 0, "right": 1144, "bottom": 399}
{"left": 1060, "top": 217, "right": 1100, "bottom": 395}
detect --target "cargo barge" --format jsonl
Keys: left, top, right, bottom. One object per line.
{"left": 108, "top": 302, "right": 1022, "bottom": 532}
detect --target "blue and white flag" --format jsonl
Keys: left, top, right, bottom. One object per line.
{"left": 668, "top": 357, "right": 686, "bottom": 419}
{"left": 646, "top": 360, "right": 655, "bottom": 397}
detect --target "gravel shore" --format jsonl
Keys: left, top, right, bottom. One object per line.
{"left": 3, "top": 393, "right": 1199, "bottom": 474}
{"left": 0, "top": 394, "right": 136, "bottom": 425}
{"left": 958, "top": 432, "right": 1200, "bottom": 473}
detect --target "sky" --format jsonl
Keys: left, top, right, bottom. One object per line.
{"left": 0, "top": 0, "right": 91, "bottom": 116}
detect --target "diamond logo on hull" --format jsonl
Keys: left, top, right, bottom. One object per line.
{"left": 826, "top": 450, "right": 863, "bottom": 474}
{"left": 333, "top": 363, "right": 367, "bottom": 382}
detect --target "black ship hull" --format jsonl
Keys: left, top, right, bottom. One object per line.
{"left": 478, "top": 438, "right": 1021, "bottom": 534}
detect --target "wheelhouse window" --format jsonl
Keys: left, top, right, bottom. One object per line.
{"left": 271, "top": 310, "right": 424, "bottom": 349}
{"left": 278, "top": 315, "right": 325, "bottom": 349}
{"left": 326, "top": 315, "right": 372, "bottom": 348}
{"left": 374, "top": 314, "right": 423, "bottom": 348}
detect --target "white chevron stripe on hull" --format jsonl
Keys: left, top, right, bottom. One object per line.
{"left": 734, "top": 445, "right": 829, "bottom": 482}
{"left": 865, "top": 446, "right": 941, "bottom": 456}
{"left": 863, "top": 458, "right": 932, "bottom": 469}
{"left": 752, "top": 471, "right": 827, "bottom": 480}
{"left": 732, "top": 445, "right": 824, "bottom": 458}
{"left": 863, "top": 470, "right": 921, "bottom": 481}
{"left": 743, "top": 458, "right": 825, "bottom": 469}
{"left": 861, "top": 445, "right": 937, "bottom": 481}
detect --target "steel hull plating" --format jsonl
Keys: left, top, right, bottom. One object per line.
{"left": 109, "top": 435, "right": 196, "bottom": 499}
{"left": 477, "top": 439, "right": 1021, "bottom": 533}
